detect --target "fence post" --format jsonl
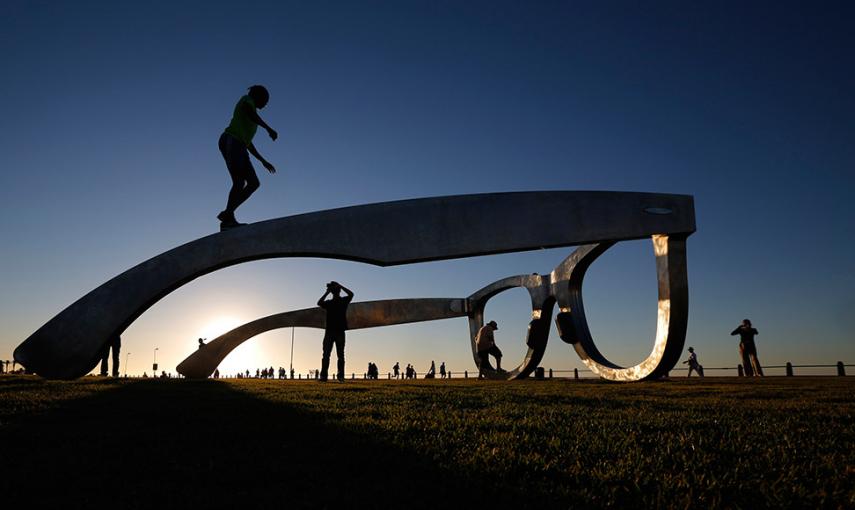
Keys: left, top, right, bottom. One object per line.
{"left": 738, "top": 364, "right": 744, "bottom": 377}
{"left": 549, "top": 368, "right": 553, "bottom": 379}
{"left": 838, "top": 361, "right": 846, "bottom": 376}
{"left": 448, "top": 371, "right": 452, "bottom": 379}
{"left": 786, "top": 362, "right": 793, "bottom": 377}
{"left": 351, "top": 373, "right": 355, "bottom": 380}
{"left": 464, "top": 370, "right": 468, "bottom": 379}
{"left": 574, "top": 368, "right": 579, "bottom": 380}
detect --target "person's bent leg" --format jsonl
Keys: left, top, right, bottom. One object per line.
{"left": 490, "top": 345, "right": 503, "bottom": 371}
{"left": 220, "top": 133, "right": 258, "bottom": 217}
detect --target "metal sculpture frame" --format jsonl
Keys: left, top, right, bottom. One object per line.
{"left": 14, "top": 191, "right": 694, "bottom": 380}
{"left": 177, "top": 235, "right": 687, "bottom": 381}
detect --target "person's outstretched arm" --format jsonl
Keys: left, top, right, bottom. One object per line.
{"left": 730, "top": 327, "right": 741, "bottom": 335}
{"left": 241, "top": 101, "right": 278, "bottom": 140}
{"left": 247, "top": 143, "right": 276, "bottom": 174}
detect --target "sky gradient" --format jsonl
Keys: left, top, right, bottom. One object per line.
{"left": 1, "top": 1, "right": 853, "bottom": 377}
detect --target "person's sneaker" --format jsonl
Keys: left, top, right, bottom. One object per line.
{"left": 220, "top": 220, "right": 246, "bottom": 232}
{"left": 217, "top": 210, "right": 234, "bottom": 223}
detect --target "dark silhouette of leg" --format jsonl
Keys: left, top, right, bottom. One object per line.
{"left": 320, "top": 335, "right": 334, "bottom": 381}
{"left": 99, "top": 344, "right": 109, "bottom": 376}
{"left": 111, "top": 336, "right": 121, "bottom": 377}
{"left": 739, "top": 344, "right": 754, "bottom": 376}
{"left": 335, "top": 334, "right": 346, "bottom": 381}
{"left": 219, "top": 133, "right": 260, "bottom": 222}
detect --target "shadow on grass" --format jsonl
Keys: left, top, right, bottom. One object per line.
{"left": 0, "top": 379, "right": 533, "bottom": 508}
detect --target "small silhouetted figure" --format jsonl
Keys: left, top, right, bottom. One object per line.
{"left": 99, "top": 335, "right": 121, "bottom": 377}
{"left": 393, "top": 362, "right": 400, "bottom": 379}
{"left": 290, "top": 368, "right": 295, "bottom": 379}
{"left": 476, "top": 320, "right": 503, "bottom": 378}
{"left": 683, "top": 347, "right": 704, "bottom": 377}
{"left": 217, "top": 85, "right": 278, "bottom": 230}
{"left": 731, "top": 319, "right": 763, "bottom": 377}
{"left": 425, "top": 361, "right": 436, "bottom": 379}
{"left": 160, "top": 370, "right": 167, "bottom": 378}
{"left": 198, "top": 338, "right": 206, "bottom": 350}
{"left": 317, "top": 281, "right": 354, "bottom": 382}
{"left": 214, "top": 368, "right": 220, "bottom": 379}
{"left": 439, "top": 362, "right": 446, "bottom": 379}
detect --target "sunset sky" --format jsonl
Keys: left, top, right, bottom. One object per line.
{"left": 1, "top": 1, "right": 853, "bottom": 377}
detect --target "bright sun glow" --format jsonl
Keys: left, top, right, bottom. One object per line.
{"left": 197, "top": 316, "right": 244, "bottom": 342}
{"left": 196, "top": 316, "right": 264, "bottom": 375}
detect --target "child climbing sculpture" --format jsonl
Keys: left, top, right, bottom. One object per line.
{"left": 217, "top": 85, "right": 278, "bottom": 230}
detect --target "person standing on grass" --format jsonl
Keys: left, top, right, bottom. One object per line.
{"left": 476, "top": 320, "right": 504, "bottom": 378}
{"left": 683, "top": 347, "right": 704, "bottom": 377}
{"left": 731, "top": 319, "right": 763, "bottom": 376}
{"left": 393, "top": 362, "right": 400, "bottom": 379}
{"left": 440, "top": 362, "right": 446, "bottom": 379}
{"left": 217, "top": 85, "right": 278, "bottom": 230}
{"left": 317, "top": 281, "right": 354, "bottom": 382}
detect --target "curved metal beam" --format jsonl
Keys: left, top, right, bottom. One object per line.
{"left": 176, "top": 298, "right": 467, "bottom": 379}
{"left": 15, "top": 191, "right": 694, "bottom": 379}
{"left": 552, "top": 236, "right": 689, "bottom": 380}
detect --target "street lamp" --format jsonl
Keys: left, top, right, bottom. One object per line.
{"left": 153, "top": 347, "right": 159, "bottom": 376}
{"left": 290, "top": 327, "right": 295, "bottom": 378}
{"left": 124, "top": 352, "right": 131, "bottom": 378}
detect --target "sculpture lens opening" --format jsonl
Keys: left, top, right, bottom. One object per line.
{"left": 580, "top": 239, "right": 658, "bottom": 368}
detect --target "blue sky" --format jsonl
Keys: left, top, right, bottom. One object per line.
{"left": 1, "top": 1, "right": 853, "bottom": 377}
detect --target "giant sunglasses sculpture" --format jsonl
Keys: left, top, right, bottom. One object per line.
{"left": 15, "top": 191, "right": 694, "bottom": 381}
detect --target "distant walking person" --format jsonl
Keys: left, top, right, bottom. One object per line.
{"left": 476, "top": 320, "right": 503, "bottom": 378}
{"left": 393, "top": 362, "right": 400, "bottom": 379}
{"left": 99, "top": 335, "right": 121, "bottom": 377}
{"left": 217, "top": 85, "right": 278, "bottom": 230}
{"left": 317, "top": 281, "right": 354, "bottom": 382}
{"left": 683, "top": 347, "right": 704, "bottom": 377}
{"left": 731, "top": 319, "right": 763, "bottom": 376}
{"left": 439, "top": 362, "right": 446, "bottom": 379}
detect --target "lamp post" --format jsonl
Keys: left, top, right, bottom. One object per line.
{"left": 124, "top": 352, "right": 131, "bottom": 378}
{"left": 153, "top": 347, "right": 159, "bottom": 376}
{"left": 290, "top": 327, "right": 295, "bottom": 377}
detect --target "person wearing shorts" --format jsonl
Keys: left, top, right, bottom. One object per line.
{"left": 217, "top": 85, "right": 278, "bottom": 230}
{"left": 476, "top": 320, "right": 503, "bottom": 378}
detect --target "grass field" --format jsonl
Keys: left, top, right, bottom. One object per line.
{"left": 1, "top": 375, "right": 853, "bottom": 508}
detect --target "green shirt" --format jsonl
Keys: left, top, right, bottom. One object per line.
{"left": 224, "top": 95, "right": 258, "bottom": 147}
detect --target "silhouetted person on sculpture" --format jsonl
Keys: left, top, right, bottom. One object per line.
{"left": 731, "top": 319, "right": 763, "bottom": 376}
{"left": 683, "top": 347, "right": 704, "bottom": 377}
{"left": 198, "top": 337, "right": 206, "bottom": 349}
{"left": 476, "top": 320, "right": 503, "bottom": 378}
{"left": 317, "top": 281, "right": 354, "bottom": 382}
{"left": 99, "top": 334, "right": 121, "bottom": 377}
{"left": 217, "top": 85, "right": 278, "bottom": 230}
